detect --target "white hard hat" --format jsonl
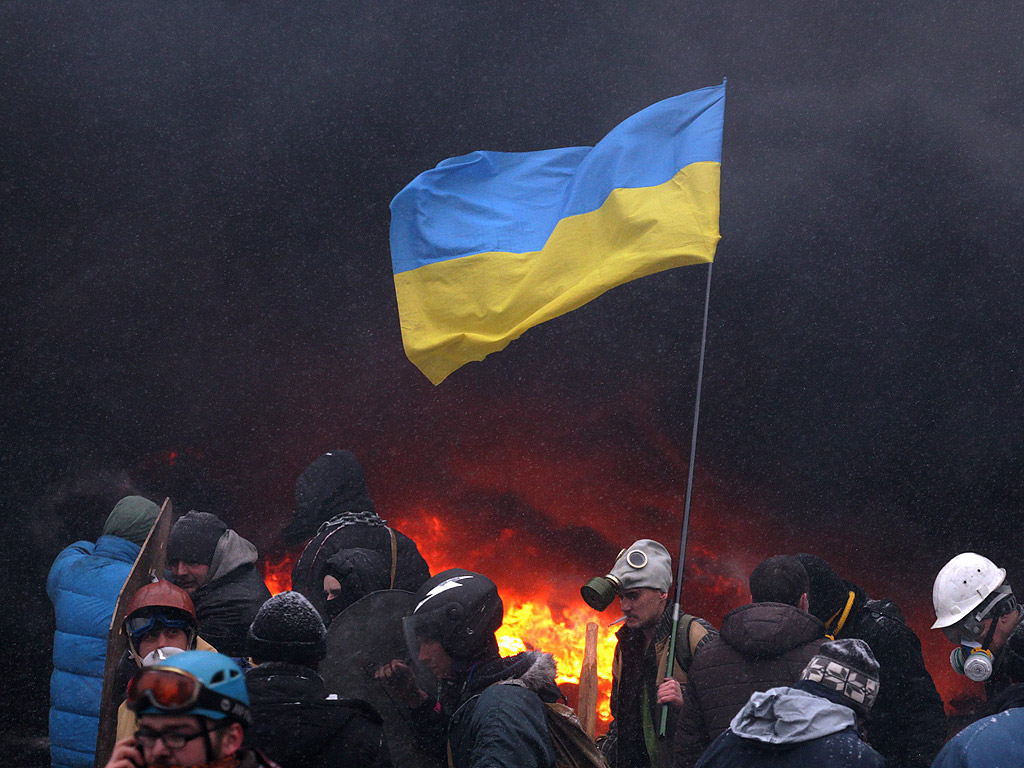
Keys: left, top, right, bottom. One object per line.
{"left": 931, "top": 553, "right": 1006, "bottom": 630}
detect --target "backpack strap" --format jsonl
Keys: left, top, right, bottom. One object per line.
{"left": 387, "top": 527, "right": 398, "bottom": 589}
{"left": 671, "top": 614, "right": 716, "bottom": 678}
{"left": 671, "top": 614, "right": 697, "bottom": 678}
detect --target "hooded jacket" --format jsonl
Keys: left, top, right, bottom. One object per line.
{"left": 695, "top": 685, "right": 885, "bottom": 768}
{"left": 409, "top": 650, "right": 560, "bottom": 768}
{"left": 190, "top": 529, "right": 271, "bottom": 656}
{"left": 604, "top": 604, "right": 717, "bottom": 768}
{"left": 48, "top": 534, "right": 141, "bottom": 768}
{"left": 285, "top": 452, "right": 429, "bottom": 620}
{"left": 245, "top": 661, "right": 391, "bottom": 768}
{"left": 676, "top": 602, "right": 826, "bottom": 766}
{"left": 797, "top": 554, "right": 946, "bottom": 768}
{"left": 448, "top": 651, "right": 559, "bottom": 768}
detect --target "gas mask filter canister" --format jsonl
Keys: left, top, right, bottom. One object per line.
{"left": 950, "top": 643, "right": 994, "bottom": 682}
{"left": 581, "top": 542, "right": 670, "bottom": 611}
{"left": 581, "top": 573, "right": 621, "bottom": 611}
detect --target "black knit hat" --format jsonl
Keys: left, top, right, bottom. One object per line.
{"left": 167, "top": 511, "right": 227, "bottom": 566}
{"left": 795, "top": 553, "right": 854, "bottom": 625}
{"left": 247, "top": 591, "right": 327, "bottom": 666}
{"left": 800, "top": 638, "right": 881, "bottom": 717}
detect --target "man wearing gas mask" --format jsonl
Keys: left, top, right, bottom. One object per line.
{"left": 581, "top": 540, "right": 717, "bottom": 768}
{"left": 932, "top": 552, "right": 1024, "bottom": 702}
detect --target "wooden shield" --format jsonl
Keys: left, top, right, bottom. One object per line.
{"left": 322, "top": 590, "right": 442, "bottom": 768}
{"left": 94, "top": 497, "right": 172, "bottom": 766}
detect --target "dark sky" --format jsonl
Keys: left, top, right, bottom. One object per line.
{"left": 4, "top": 0, "right": 1024, "bottom": 740}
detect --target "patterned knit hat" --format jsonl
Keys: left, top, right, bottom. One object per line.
{"left": 800, "top": 638, "right": 880, "bottom": 717}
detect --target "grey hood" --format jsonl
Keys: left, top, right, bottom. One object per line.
{"left": 207, "top": 528, "right": 259, "bottom": 582}
{"left": 729, "top": 686, "right": 856, "bottom": 745}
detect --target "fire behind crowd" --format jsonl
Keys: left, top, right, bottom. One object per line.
{"left": 39, "top": 436, "right": 1024, "bottom": 768}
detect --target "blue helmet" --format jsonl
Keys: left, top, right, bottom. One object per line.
{"left": 128, "top": 650, "right": 251, "bottom": 726}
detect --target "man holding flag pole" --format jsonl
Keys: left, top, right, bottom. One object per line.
{"left": 389, "top": 80, "right": 726, "bottom": 766}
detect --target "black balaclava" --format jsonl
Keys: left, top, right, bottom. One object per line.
{"left": 322, "top": 547, "right": 391, "bottom": 621}
{"left": 284, "top": 450, "right": 376, "bottom": 545}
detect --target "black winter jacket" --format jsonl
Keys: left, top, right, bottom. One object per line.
{"left": 676, "top": 602, "right": 826, "bottom": 767}
{"left": 837, "top": 592, "right": 946, "bottom": 768}
{"left": 190, "top": 530, "right": 271, "bottom": 657}
{"left": 290, "top": 515, "right": 430, "bottom": 621}
{"left": 986, "top": 617, "right": 1024, "bottom": 702}
{"left": 245, "top": 662, "right": 391, "bottom": 768}
{"left": 410, "top": 650, "right": 559, "bottom": 768}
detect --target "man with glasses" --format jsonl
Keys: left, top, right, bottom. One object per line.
{"left": 104, "top": 650, "right": 278, "bottom": 768}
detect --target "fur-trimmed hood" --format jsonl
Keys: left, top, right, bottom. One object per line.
{"left": 461, "top": 650, "right": 562, "bottom": 704}
{"left": 499, "top": 651, "right": 559, "bottom": 696}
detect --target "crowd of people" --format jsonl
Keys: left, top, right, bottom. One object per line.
{"left": 47, "top": 449, "right": 1024, "bottom": 768}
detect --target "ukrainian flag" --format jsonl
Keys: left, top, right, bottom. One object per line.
{"left": 391, "top": 81, "right": 725, "bottom": 385}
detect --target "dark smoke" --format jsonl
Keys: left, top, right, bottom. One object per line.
{"left": 4, "top": 0, "right": 1024, "bottom": 753}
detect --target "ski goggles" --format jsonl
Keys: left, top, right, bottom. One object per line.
{"left": 125, "top": 611, "right": 194, "bottom": 641}
{"left": 126, "top": 667, "right": 252, "bottom": 726}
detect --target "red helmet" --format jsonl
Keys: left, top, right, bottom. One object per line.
{"left": 122, "top": 580, "right": 199, "bottom": 660}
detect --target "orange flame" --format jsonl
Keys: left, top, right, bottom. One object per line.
{"left": 496, "top": 598, "right": 618, "bottom": 723}
{"left": 261, "top": 552, "right": 294, "bottom": 595}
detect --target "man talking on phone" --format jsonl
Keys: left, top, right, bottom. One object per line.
{"left": 104, "top": 651, "right": 279, "bottom": 768}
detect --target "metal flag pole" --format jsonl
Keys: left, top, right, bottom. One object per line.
{"left": 659, "top": 259, "right": 714, "bottom": 738}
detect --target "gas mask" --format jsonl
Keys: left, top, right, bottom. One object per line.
{"left": 950, "top": 643, "right": 994, "bottom": 682}
{"left": 581, "top": 540, "right": 673, "bottom": 611}
{"left": 943, "top": 589, "right": 1018, "bottom": 681}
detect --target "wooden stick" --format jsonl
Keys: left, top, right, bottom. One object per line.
{"left": 579, "top": 621, "right": 599, "bottom": 739}
{"left": 95, "top": 498, "right": 172, "bottom": 766}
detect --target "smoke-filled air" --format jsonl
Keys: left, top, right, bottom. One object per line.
{"left": 5, "top": 2, "right": 1024, "bottom": 767}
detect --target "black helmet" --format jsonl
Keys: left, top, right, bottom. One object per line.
{"left": 405, "top": 568, "right": 503, "bottom": 660}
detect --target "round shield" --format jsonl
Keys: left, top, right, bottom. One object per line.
{"left": 323, "top": 590, "right": 442, "bottom": 768}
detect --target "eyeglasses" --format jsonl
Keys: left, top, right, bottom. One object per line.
{"left": 135, "top": 721, "right": 228, "bottom": 750}
{"left": 126, "top": 667, "right": 252, "bottom": 726}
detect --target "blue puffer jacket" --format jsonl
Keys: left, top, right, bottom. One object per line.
{"left": 47, "top": 535, "right": 140, "bottom": 768}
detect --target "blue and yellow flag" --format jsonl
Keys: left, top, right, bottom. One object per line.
{"left": 391, "top": 82, "right": 725, "bottom": 385}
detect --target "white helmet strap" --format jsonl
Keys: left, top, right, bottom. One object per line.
{"left": 953, "top": 584, "right": 1015, "bottom": 642}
